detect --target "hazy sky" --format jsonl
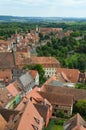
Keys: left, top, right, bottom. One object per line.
{"left": 0, "top": 0, "right": 86, "bottom": 17}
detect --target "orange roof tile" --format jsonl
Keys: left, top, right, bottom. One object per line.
{"left": 0, "top": 52, "right": 15, "bottom": 69}
{"left": 17, "top": 101, "right": 44, "bottom": 130}
{"left": 0, "top": 88, "right": 13, "bottom": 107}
{"left": 0, "top": 69, "right": 12, "bottom": 81}
{"left": 29, "top": 70, "right": 38, "bottom": 79}
{"left": 73, "top": 125, "right": 86, "bottom": 130}
{"left": 41, "top": 85, "right": 86, "bottom": 101}
{"left": 64, "top": 113, "right": 86, "bottom": 130}
{"left": 38, "top": 91, "right": 73, "bottom": 106}
{"left": 28, "top": 57, "right": 61, "bottom": 68}
{"left": 25, "top": 89, "right": 43, "bottom": 103}
{"left": 0, "top": 40, "right": 9, "bottom": 46}
{"left": 6, "top": 83, "right": 19, "bottom": 97}
{"left": 0, "top": 114, "right": 7, "bottom": 130}
{"left": 57, "top": 68, "right": 80, "bottom": 83}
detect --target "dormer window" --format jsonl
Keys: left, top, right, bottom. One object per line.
{"left": 32, "top": 124, "right": 38, "bottom": 130}
{"left": 34, "top": 116, "right": 40, "bottom": 124}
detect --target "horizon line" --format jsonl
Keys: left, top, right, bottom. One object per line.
{"left": 0, "top": 15, "right": 86, "bottom": 19}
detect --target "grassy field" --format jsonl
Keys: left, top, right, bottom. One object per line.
{"left": 44, "top": 119, "right": 63, "bottom": 130}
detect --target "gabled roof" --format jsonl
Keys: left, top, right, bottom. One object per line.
{"left": 0, "top": 114, "right": 7, "bottom": 130}
{"left": 0, "top": 40, "right": 9, "bottom": 52}
{"left": 29, "top": 70, "right": 38, "bottom": 79}
{"left": 73, "top": 125, "right": 86, "bottom": 130}
{"left": 6, "top": 82, "right": 20, "bottom": 97}
{"left": 64, "top": 113, "right": 86, "bottom": 130}
{"left": 57, "top": 68, "right": 80, "bottom": 83}
{"left": 25, "top": 89, "right": 43, "bottom": 104}
{"left": 0, "top": 108, "right": 19, "bottom": 122}
{"left": 17, "top": 101, "right": 44, "bottom": 130}
{"left": 34, "top": 104, "right": 48, "bottom": 122}
{"left": 38, "top": 91, "right": 73, "bottom": 106}
{"left": 0, "top": 52, "right": 15, "bottom": 69}
{"left": 41, "top": 85, "right": 86, "bottom": 101}
{"left": 30, "top": 56, "right": 60, "bottom": 64}
{"left": 0, "top": 69, "right": 12, "bottom": 81}
{"left": 0, "top": 88, "right": 13, "bottom": 107}
{"left": 40, "top": 28, "right": 62, "bottom": 33}
{"left": 42, "top": 75, "right": 65, "bottom": 87}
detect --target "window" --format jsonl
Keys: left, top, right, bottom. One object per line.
{"left": 34, "top": 116, "right": 40, "bottom": 124}
{"left": 55, "top": 105, "right": 58, "bottom": 107}
{"left": 32, "top": 124, "right": 38, "bottom": 130}
{"left": 64, "top": 110, "right": 68, "bottom": 113}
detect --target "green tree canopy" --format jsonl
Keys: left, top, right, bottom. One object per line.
{"left": 74, "top": 100, "right": 86, "bottom": 117}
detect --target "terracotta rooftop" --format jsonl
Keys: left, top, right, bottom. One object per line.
{"left": 38, "top": 91, "right": 73, "bottom": 106}
{"left": 0, "top": 114, "right": 7, "bottom": 130}
{"left": 29, "top": 70, "right": 38, "bottom": 79}
{"left": 0, "top": 40, "right": 9, "bottom": 46}
{"left": 41, "top": 85, "right": 86, "bottom": 101}
{"left": 16, "top": 46, "right": 30, "bottom": 53}
{"left": 30, "top": 57, "right": 60, "bottom": 64}
{"left": 0, "top": 88, "right": 13, "bottom": 107}
{"left": 25, "top": 87, "right": 43, "bottom": 102}
{"left": 15, "top": 97, "right": 28, "bottom": 111}
{"left": 64, "top": 113, "right": 86, "bottom": 130}
{"left": 15, "top": 87, "right": 42, "bottom": 111}
{"left": 0, "top": 69, "right": 12, "bottom": 82}
{"left": 42, "top": 75, "right": 66, "bottom": 88}
{"left": 0, "top": 108, "right": 19, "bottom": 122}
{"left": 73, "top": 125, "right": 86, "bottom": 130}
{"left": 34, "top": 104, "right": 48, "bottom": 123}
{"left": 16, "top": 101, "right": 44, "bottom": 130}
{"left": 40, "top": 28, "right": 62, "bottom": 33}
{"left": 6, "top": 81, "right": 21, "bottom": 97}
{"left": 0, "top": 52, "right": 15, "bottom": 69}
{"left": 57, "top": 68, "right": 80, "bottom": 83}
{"left": 16, "top": 56, "right": 60, "bottom": 68}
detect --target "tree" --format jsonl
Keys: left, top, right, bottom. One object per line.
{"left": 74, "top": 100, "right": 86, "bottom": 117}
{"left": 75, "top": 83, "right": 86, "bottom": 90}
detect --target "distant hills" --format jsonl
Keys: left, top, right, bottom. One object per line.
{"left": 0, "top": 15, "right": 86, "bottom": 23}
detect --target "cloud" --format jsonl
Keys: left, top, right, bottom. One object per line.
{"left": 1, "top": 0, "right": 86, "bottom": 6}
{"left": 0, "top": 0, "right": 86, "bottom": 17}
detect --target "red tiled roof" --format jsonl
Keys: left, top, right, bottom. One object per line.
{"left": 0, "top": 69, "right": 12, "bottom": 81}
{"left": 0, "top": 52, "right": 15, "bottom": 69}
{"left": 28, "top": 57, "right": 61, "bottom": 68}
{"left": 38, "top": 91, "right": 73, "bottom": 106}
{"left": 57, "top": 68, "right": 80, "bottom": 83}
{"left": 0, "top": 114, "right": 7, "bottom": 130}
{"left": 0, "top": 108, "right": 19, "bottom": 122}
{"left": 64, "top": 113, "right": 86, "bottom": 130}
{"left": 0, "top": 88, "right": 13, "bottom": 107}
{"left": 16, "top": 56, "right": 61, "bottom": 68}
{"left": 40, "top": 28, "right": 62, "bottom": 34}
{"left": 6, "top": 83, "right": 19, "bottom": 97}
{"left": 34, "top": 104, "right": 48, "bottom": 122}
{"left": 15, "top": 98, "right": 27, "bottom": 111}
{"left": 16, "top": 46, "right": 30, "bottom": 53}
{"left": 15, "top": 87, "right": 42, "bottom": 111}
{"left": 73, "top": 125, "right": 86, "bottom": 130}
{"left": 41, "top": 85, "right": 86, "bottom": 101}
{"left": 0, "top": 40, "right": 9, "bottom": 46}
{"left": 28, "top": 70, "right": 38, "bottom": 79}
{"left": 25, "top": 89, "right": 43, "bottom": 103}
{"left": 17, "top": 101, "right": 44, "bottom": 130}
